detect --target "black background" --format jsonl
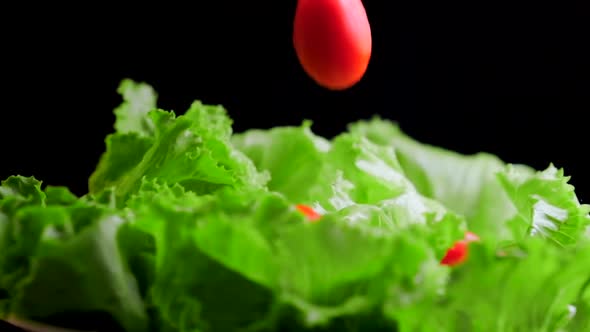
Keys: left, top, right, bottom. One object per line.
{"left": 2, "top": 2, "right": 589, "bottom": 199}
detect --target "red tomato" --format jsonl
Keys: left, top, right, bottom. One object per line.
{"left": 293, "top": 0, "right": 372, "bottom": 90}
{"left": 441, "top": 231, "right": 480, "bottom": 267}
{"left": 441, "top": 240, "right": 469, "bottom": 266}
{"left": 295, "top": 204, "right": 322, "bottom": 222}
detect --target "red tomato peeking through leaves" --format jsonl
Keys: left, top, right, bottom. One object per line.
{"left": 296, "top": 204, "right": 322, "bottom": 222}
{"left": 293, "top": 0, "right": 372, "bottom": 90}
{"left": 441, "top": 231, "right": 480, "bottom": 267}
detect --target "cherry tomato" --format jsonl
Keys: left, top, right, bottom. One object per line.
{"left": 441, "top": 240, "right": 469, "bottom": 266}
{"left": 295, "top": 204, "right": 322, "bottom": 222}
{"left": 441, "top": 231, "right": 480, "bottom": 267}
{"left": 293, "top": 0, "right": 372, "bottom": 90}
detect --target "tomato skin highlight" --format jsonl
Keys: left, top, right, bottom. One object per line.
{"left": 295, "top": 204, "right": 322, "bottom": 222}
{"left": 464, "top": 231, "right": 480, "bottom": 243}
{"left": 293, "top": 0, "right": 372, "bottom": 90}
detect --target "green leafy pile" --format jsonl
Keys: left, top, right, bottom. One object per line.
{"left": 1, "top": 80, "right": 589, "bottom": 332}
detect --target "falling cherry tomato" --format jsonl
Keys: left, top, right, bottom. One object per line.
{"left": 441, "top": 231, "right": 480, "bottom": 267}
{"left": 295, "top": 204, "right": 322, "bottom": 222}
{"left": 293, "top": 0, "right": 372, "bottom": 90}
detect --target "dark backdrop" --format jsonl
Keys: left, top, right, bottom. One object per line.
{"left": 2, "top": 1, "right": 589, "bottom": 199}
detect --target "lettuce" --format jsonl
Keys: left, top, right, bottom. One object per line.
{"left": 0, "top": 176, "right": 148, "bottom": 332}
{"left": 1, "top": 80, "right": 589, "bottom": 332}
{"left": 89, "top": 80, "right": 267, "bottom": 204}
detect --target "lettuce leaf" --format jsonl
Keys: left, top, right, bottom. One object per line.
{"left": 127, "top": 180, "right": 463, "bottom": 331}
{"left": 348, "top": 117, "right": 523, "bottom": 239}
{"left": 232, "top": 122, "right": 329, "bottom": 203}
{"left": 128, "top": 183, "right": 284, "bottom": 332}
{"left": 0, "top": 176, "right": 148, "bottom": 332}
{"left": 348, "top": 117, "right": 590, "bottom": 331}
{"left": 236, "top": 123, "right": 441, "bottom": 212}
{"left": 420, "top": 238, "right": 590, "bottom": 332}
{"left": 498, "top": 164, "right": 590, "bottom": 246}
{"left": 90, "top": 80, "right": 267, "bottom": 203}
{"left": 114, "top": 78, "right": 158, "bottom": 137}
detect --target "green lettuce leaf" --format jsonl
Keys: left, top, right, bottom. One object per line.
{"left": 114, "top": 78, "right": 158, "bottom": 137}
{"left": 348, "top": 117, "right": 590, "bottom": 331}
{"left": 348, "top": 117, "right": 524, "bottom": 239}
{"left": 236, "top": 123, "right": 437, "bottom": 211}
{"left": 233, "top": 122, "right": 330, "bottom": 203}
{"left": 128, "top": 166, "right": 464, "bottom": 331}
{"left": 348, "top": 117, "right": 590, "bottom": 240}
{"left": 89, "top": 133, "right": 154, "bottom": 194}
{"left": 90, "top": 80, "right": 268, "bottom": 203}
{"left": 128, "top": 182, "right": 286, "bottom": 332}
{"left": 235, "top": 124, "right": 409, "bottom": 208}
{"left": 418, "top": 238, "right": 590, "bottom": 332}
{"left": 498, "top": 164, "right": 590, "bottom": 246}
{"left": 0, "top": 176, "right": 148, "bottom": 332}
